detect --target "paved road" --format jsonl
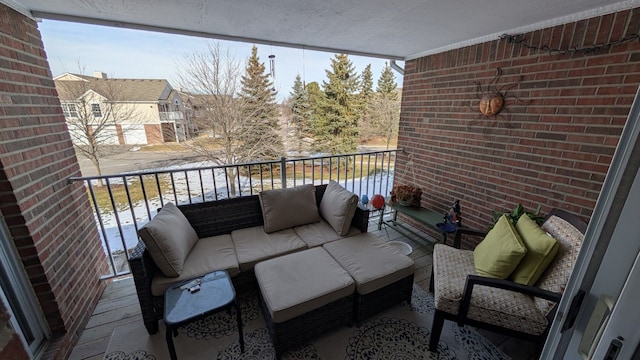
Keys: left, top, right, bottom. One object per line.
{"left": 76, "top": 147, "right": 204, "bottom": 177}
{"left": 76, "top": 145, "right": 395, "bottom": 177}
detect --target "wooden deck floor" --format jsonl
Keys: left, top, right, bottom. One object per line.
{"left": 68, "top": 217, "right": 537, "bottom": 360}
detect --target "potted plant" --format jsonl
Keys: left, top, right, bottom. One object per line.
{"left": 490, "top": 203, "right": 544, "bottom": 229}
{"left": 390, "top": 185, "right": 422, "bottom": 208}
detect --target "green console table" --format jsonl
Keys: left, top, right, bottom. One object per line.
{"left": 378, "top": 201, "right": 458, "bottom": 244}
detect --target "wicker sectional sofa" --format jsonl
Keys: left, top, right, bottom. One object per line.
{"left": 129, "top": 182, "right": 402, "bottom": 336}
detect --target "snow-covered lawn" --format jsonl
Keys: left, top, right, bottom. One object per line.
{"left": 93, "top": 161, "right": 395, "bottom": 266}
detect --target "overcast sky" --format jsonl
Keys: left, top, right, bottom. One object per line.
{"left": 39, "top": 20, "right": 403, "bottom": 102}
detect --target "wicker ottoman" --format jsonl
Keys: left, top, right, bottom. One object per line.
{"left": 323, "top": 232, "right": 415, "bottom": 322}
{"left": 255, "top": 247, "right": 355, "bottom": 358}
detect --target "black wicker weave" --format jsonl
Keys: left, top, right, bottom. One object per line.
{"left": 129, "top": 184, "right": 370, "bottom": 334}
{"left": 259, "top": 291, "right": 354, "bottom": 358}
{"left": 354, "top": 273, "right": 414, "bottom": 323}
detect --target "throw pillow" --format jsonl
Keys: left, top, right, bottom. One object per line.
{"left": 319, "top": 181, "right": 359, "bottom": 236}
{"left": 473, "top": 214, "right": 527, "bottom": 279}
{"left": 259, "top": 184, "right": 322, "bottom": 233}
{"left": 511, "top": 214, "right": 559, "bottom": 285}
{"left": 138, "top": 202, "right": 199, "bottom": 277}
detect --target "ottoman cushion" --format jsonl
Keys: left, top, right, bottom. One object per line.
{"left": 323, "top": 232, "right": 415, "bottom": 295}
{"left": 255, "top": 247, "right": 355, "bottom": 323}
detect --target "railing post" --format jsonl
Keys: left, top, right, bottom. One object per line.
{"left": 280, "top": 156, "right": 287, "bottom": 188}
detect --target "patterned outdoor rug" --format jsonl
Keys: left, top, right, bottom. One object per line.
{"left": 104, "top": 285, "right": 509, "bottom": 359}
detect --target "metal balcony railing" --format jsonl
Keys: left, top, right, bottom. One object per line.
{"left": 69, "top": 149, "right": 398, "bottom": 279}
{"left": 159, "top": 111, "right": 184, "bottom": 121}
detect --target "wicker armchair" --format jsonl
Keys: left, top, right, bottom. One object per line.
{"left": 428, "top": 208, "right": 588, "bottom": 352}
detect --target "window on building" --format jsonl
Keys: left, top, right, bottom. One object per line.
{"left": 91, "top": 103, "right": 102, "bottom": 117}
{"left": 160, "top": 103, "right": 170, "bottom": 112}
{"left": 174, "top": 99, "right": 181, "bottom": 111}
{"left": 61, "top": 103, "right": 78, "bottom": 118}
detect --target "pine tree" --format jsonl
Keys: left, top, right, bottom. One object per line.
{"left": 360, "top": 64, "right": 374, "bottom": 105}
{"left": 238, "top": 46, "right": 283, "bottom": 160}
{"left": 314, "top": 54, "right": 361, "bottom": 154}
{"left": 376, "top": 62, "right": 398, "bottom": 101}
{"left": 305, "top": 81, "right": 323, "bottom": 148}
{"left": 289, "top": 74, "right": 312, "bottom": 153}
{"left": 358, "top": 64, "right": 374, "bottom": 142}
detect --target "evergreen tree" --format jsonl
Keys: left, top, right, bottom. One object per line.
{"left": 289, "top": 74, "right": 312, "bottom": 153}
{"left": 358, "top": 64, "right": 374, "bottom": 142}
{"left": 238, "top": 46, "right": 283, "bottom": 160}
{"left": 306, "top": 81, "right": 324, "bottom": 147}
{"left": 376, "top": 62, "right": 398, "bottom": 100}
{"left": 314, "top": 54, "right": 361, "bottom": 154}
{"left": 360, "top": 64, "right": 374, "bottom": 105}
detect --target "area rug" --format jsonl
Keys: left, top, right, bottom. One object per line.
{"left": 104, "top": 285, "right": 509, "bottom": 359}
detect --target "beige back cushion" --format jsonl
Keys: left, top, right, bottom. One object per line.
{"left": 319, "top": 181, "right": 359, "bottom": 236}
{"left": 259, "top": 184, "right": 322, "bottom": 233}
{"left": 138, "top": 202, "right": 199, "bottom": 277}
{"left": 535, "top": 214, "right": 585, "bottom": 315}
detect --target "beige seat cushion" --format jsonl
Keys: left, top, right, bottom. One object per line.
{"left": 319, "top": 181, "right": 359, "bottom": 236}
{"left": 293, "top": 219, "right": 361, "bottom": 248}
{"left": 151, "top": 234, "right": 240, "bottom": 296}
{"left": 255, "top": 247, "right": 355, "bottom": 323}
{"left": 231, "top": 226, "right": 307, "bottom": 272}
{"left": 323, "top": 232, "right": 415, "bottom": 295}
{"left": 536, "top": 214, "right": 585, "bottom": 315}
{"left": 259, "top": 184, "right": 322, "bottom": 233}
{"left": 138, "top": 202, "right": 199, "bottom": 277}
{"left": 433, "top": 244, "right": 549, "bottom": 335}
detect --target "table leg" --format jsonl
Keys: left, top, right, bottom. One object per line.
{"left": 166, "top": 324, "right": 178, "bottom": 360}
{"left": 377, "top": 208, "right": 384, "bottom": 230}
{"left": 233, "top": 299, "right": 245, "bottom": 352}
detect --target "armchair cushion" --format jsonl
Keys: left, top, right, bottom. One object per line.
{"left": 511, "top": 214, "right": 559, "bottom": 286}
{"left": 138, "top": 202, "right": 199, "bottom": 277}
{"left": 535, "top": 214, "right": 585, "bottom": 315}
{"left": 473, "top": 214, "right": 527, "bottom": 279}
{"left": 433, "top": 244, "right": 549, "bottom": 335}
{"left": 319, "top": 181, "right": 359, "bottom": 236}
{"left": 259, "top": 184, "right": 322, "bottom": 233}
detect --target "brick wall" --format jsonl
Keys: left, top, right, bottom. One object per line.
{"left": 0, "top": 4, "right": 107, "bottom": 359}
{"left": 399, "top": 8, "right": 640, "bottom": 246}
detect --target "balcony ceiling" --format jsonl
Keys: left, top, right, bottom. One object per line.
{"left": 6, "top": 0, "right": 640, "bottom": 60}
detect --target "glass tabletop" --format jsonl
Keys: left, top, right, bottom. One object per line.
{"left": 164, "top": 270, "right": 235, "bottom": 325}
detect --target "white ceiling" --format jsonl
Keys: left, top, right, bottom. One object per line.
{"left": 4, "top": 0, "right": 640, "bottom": 60}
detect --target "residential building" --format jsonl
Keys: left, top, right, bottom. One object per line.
{"left": 54, "top": 72, "right": 190, "bottom": 145}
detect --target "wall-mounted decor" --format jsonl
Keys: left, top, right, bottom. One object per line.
{"left": 473, "top": 67, "right": 528, "bottom": 118}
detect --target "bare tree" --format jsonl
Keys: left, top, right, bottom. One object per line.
{"left": 367, "top": 93, "right": 401, "bottom": 150}
{"left": 56, "top": 71, "right": 139, "bottom": 179}
{"left": 176, "top": 42, "right": 282, "bottom": 196}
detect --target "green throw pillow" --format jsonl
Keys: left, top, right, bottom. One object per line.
{"left": 473, "top": 214, "right": 527, "bottom": 279}
{"left": 511, "top": 214, "right": 559, "bottom": 285}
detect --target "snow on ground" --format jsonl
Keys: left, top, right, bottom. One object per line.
{"left": 95, "top": 161, "right": 395, "bottom": 258}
